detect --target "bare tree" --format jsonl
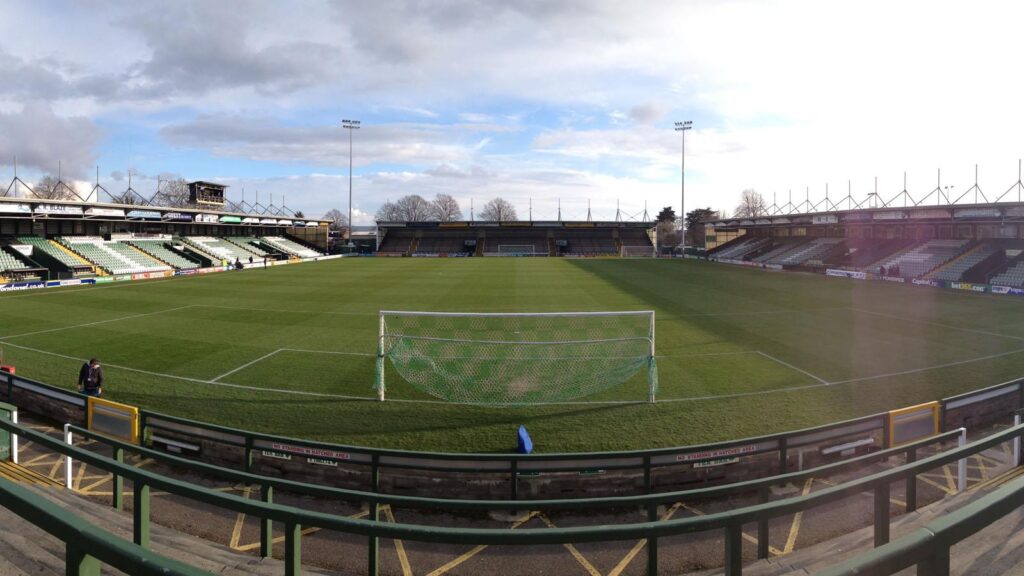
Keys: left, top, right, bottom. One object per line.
{"left": 656, "top": 220, "right": 680, "bottom": 247}
{"left": 431, "top": 193, "right": 463, "bottom": 222}
{"left": 375, "top": 201, "right": 402, "bottom": 222}
{"left": 152, "top": 178, "right": 191, "bottom": 207}
{"left": 324, "top": 208, "right": 349, "bottom": 231}
{"left": 394, "top": 195, "right": 434, "bottom": 221}
{"left": 734, "top": 189, "right": 767, "bottom": 218}
{"left": 479, "top": 197, "right": 517, "bottom": 221}
{"left": 31, "top": 176, "right": 78, "bottom": 200}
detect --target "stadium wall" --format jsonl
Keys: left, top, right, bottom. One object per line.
{"left": 1, "top": 368, "right": 1020, "bottom": 499}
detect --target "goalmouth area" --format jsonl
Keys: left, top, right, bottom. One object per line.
{"left": 3, "top": 256, "right": 1024, "bottom": 452}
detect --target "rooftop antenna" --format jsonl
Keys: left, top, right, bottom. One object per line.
{"left": 886, "top": 171, "right": 913, "bottom": 208}
{"left": 615, "top": 199, "right": 621, "bottom": 222}
{"left": 529, "top": 197, "right": 532, "bottom": 222}
{"left": 557, "top": 198, "right": 561, "bottom": 221}
{"left": 996, "top": 159, "right": 1024, "bottom": 203}
{"left": 954, "top": 164, "right": 987, "bottom": 205}
{"left": 470, "top": 198, "right": 474, "bottom": 222}
{"left": 90, "top": 165, "right": 110, "bottom": 204}
{"left": 586, "top": 199, "right": 592, "bottom": 222}
{"left": 642, "top": 200, "right": 649, "bottom": 222}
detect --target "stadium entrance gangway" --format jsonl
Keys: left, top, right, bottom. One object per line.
{"left": 2, "top": 415, "right": 1018, "bottom": 576}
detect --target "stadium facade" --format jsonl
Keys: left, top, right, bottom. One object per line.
{"left": 705, "top": 201, "right": 1024, "bottom": 293}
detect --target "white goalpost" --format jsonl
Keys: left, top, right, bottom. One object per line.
{"left": 495, "top": 244, "right": 537, "bottom": 256}
{"left": 375, "top": 310, "right": 657, "bottom": 405}
{"left": 621, "top": 245, "right": 656, "bottom": 258}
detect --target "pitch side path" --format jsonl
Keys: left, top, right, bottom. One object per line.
{"left": 3, "top": 258, "right": 1024, "bottom": 452}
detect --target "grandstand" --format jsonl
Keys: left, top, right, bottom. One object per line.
{"left": 261, "top": 235, "right": 322, "bottom": 258}
{"left": 185, "top": 236, "right": 264, "bottom": 262}
{"left": 60, "top": 237, "right": 171, "bottom": 275}
{"left": 127, "top": 239, "right": 201, "bottom": 270}
{"left": 375, "top": 221, "right": 654, "bottom": 257}
{"left": 874, "top": 238, "right": 970, "bottom": 277}
{"left": 706, "top": 201, "right": 1024, "bottom": 286}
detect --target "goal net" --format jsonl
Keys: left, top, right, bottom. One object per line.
{"left": 495, "top": 244, "right": 536, "bottom": 256}
{"left": 621, "top": 245, "right": 656, "bottom": 258}
{"left": 375, "top": 310, "right": 657, "bottom": 404}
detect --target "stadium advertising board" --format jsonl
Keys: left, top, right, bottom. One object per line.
{"left": 85, "top": 208, "right": 126, "bottom": 217}
{"left": 954, "top": 207, "right": 1000, "bottom": 219}
{"left": 675, "top": 444, "right": 756, "bottom": 463}
{"left": 912, "top": 278, "right": 941, "bottom": 287}
{"left": 0, "top": 203, "right": 31, "bottom": 214}
{"left": 127, "top": 210, "right": 161, "bottom": 219}
{"left": 951, "top": 282, "right": 988, "bottom": 293}
{"left": 163, "top": 212, "right": 193, "bottom": 221}
{"left": 34, "top": 205, "right": 83, "bottom": 216}
{"left": 269, "top": 442, "right": 351, "bottom": 461}
{"left": 826, "top": 269, "right": 867, "bottom": 280}
{"left": 692, "top": 457, "right": 739, "bottom": 468}
{"left": 113, "top": 275, "right": 131, "bottom": 282}
{"left": 873, "top": 210, "right": 907, "bottom": 220}
{"left": 94, "top": 277, "right": 113, "bottom": 284}
{"left": 0, "top": 281, "right": 45, "bottom": 292}
{"left": 881, "top": 276, "right": 905, "bottom": 283}
{"left": 45, "top": 279, "right": 82, "bottom": 288}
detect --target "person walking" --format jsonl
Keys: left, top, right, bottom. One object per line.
{"left": 78, "top": 358, "right": 104, "bottom": 397}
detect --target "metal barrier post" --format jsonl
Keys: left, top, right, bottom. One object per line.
{"left": 757, "top": 486, "right": 770, "bottom": 559}
{"left": 64, "top": 424, "right": 73, "bottom": 490}
{"left": 958, "top": 428, "right": 968, "bottom": 492}
{"left": 369, "top": 455, "right": 381, "bottom": 576}
{"left": 134, "top": 482, "right": 150, "bottom": 548}
{"left": 725, "top": 523, "right": 743, "bottom": 576}
{"left": 905, "top": 447, "right": 917, "bottom": 513}
{"left": 873, "top": 482, "right": 890, "bottom": 546}
{"left": 112, "top": 447, "right": 124, "bottom": 511}
{"left": 1011, "top": 409, "right": 1019, "bottom": 463}
{"left": 260, "top": 484, "right": 273, "bottom": 558}
{"left": 647, "top": 500, "right": 658, "bottom": 576}
{"left": 285, "top": 521, "right": 302, "bottom": 576}
{"left": 918, "top": 545, "right": 951, "bottom": 576}
{"left": 66, "top": 542, "right": 101, "bottom": 576}
{"left": 11, "top": 408, "right": 17, "bottom": 464}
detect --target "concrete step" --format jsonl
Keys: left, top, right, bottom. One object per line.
{"left": 11, "top": 485, "right": 330, "bottom": 575}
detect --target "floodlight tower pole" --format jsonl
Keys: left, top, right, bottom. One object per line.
{"left": 342, "top": 119, "right": 361, "bottom": 248}
{"left": 674, "top": 121, "right": 692, "bottom": 254}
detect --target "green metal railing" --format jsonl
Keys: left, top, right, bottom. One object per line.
{"left": 819, "top": 472, "right": 1024, "bottom": 576}
{"left": 65, "top": 421, "right": 965, "bottom": 569}
{"left": 2, "top": 418, "right": 1016, "bottom": 576}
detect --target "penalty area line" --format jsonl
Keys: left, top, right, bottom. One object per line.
{"left": 756, "top": 351, "right": 831, "bottom": 385}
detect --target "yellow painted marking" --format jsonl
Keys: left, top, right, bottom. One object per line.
{"left": 20, "top": 452, "right": 55, "bottom": 466}
{"left": 783, "top": 478, "right": 814, "bottom": 554}
{"left": 537, "top": 513, "right": 601, "bottom": 576}
{"left": 425, "top": 511, "right": 539, "bottom": 576}
{"left": 607, "top": 502, "right": 690, "bottom": 576}
{"left": 133, "top": 458, "right": 154, "bottom": 469}
{"left": 16, "top": 440, "right": 33, "bottom": 451}
{"left": 974, "top": 455, "right": 989, "bottom": 481}
{"left": 976, "top": 452, "right": 1004, "bottom": 467}
{"left": 47, "top": 457, "right": 63, "bottom": 480}
{"left": 942, "top": 463, "right": 957, "bottom": 493}
{"left": 889, "top": 497, "right": 906, "bottom": 507}
{"left": 0, "top": 461, "right": 61, "bottom": 486}
{"left": 229, "top": 486, "right": 252, "bottom": 549}
{"left": 233, "top": 510, "right": 367, "bottom": 552}
{"left": 78, "top": 474, "right": 113, "bottom": 493}
{"left": 916, "top": 473, "right": 955, "bottom": 495}
{"left": 73, "top": 461, "right": 88, "bottom": 491}
{"left": 381, "top": 505, "right": 413, "bottom": 576}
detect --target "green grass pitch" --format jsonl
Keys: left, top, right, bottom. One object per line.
{"left": 2, "top": 258, "right": 1024, "bottom": 453}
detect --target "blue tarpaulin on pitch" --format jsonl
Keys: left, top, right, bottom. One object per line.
{"left": 517, "top": 425, "right": 533, "bottom": 454}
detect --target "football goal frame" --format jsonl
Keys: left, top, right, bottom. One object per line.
{"left": 496, "top": 244, "right": 537, "bottom": 256}
{"left": 621, "top": 245, "right": 656, "bottom": 258}
{"left": 375, "top": 310, "right": 657, "bottom": 405}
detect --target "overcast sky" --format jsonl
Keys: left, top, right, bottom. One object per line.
{"left": 2, "top": 1, "right": 1023, "bottom": 222}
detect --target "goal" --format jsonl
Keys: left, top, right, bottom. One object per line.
{"left": 621, "top": 245, "right": 656, "bottom": 258}
{"left": 495, "top": 244, "right": 537, "bottom": 256}
{"left": 375, "top": 310, "right": 657, "bottom": 404}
